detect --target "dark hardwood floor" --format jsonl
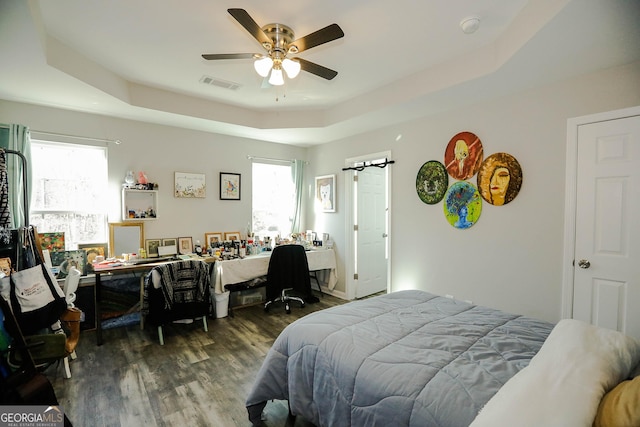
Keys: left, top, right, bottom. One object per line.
{"left": 47, "top": 294, "right": 347, "bottom": 427}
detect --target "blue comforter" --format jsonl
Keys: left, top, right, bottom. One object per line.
{"left": 246, "top": 290, "right": 553, "bottom": 427}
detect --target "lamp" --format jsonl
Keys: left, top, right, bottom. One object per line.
{"left": 254, "top": 55, "right": 300, "bottom": 86}
{"left": 268, "top": 66, "right": 285, "bottom": 86}
{"left": 282, "top": 58, "right": 300, "bottom": 79}
{"left": 254, "top": 56, "right": 273, "bottom": 77}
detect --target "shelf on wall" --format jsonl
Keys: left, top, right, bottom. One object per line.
{"left": 122, "top": 189, "right": 158, "bottom": 221}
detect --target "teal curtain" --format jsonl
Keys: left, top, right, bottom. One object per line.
{"left": 290, "top": 159, "right": 304, "bottom": 234}
{"left": 0, "top": 124, "right": 32, "bottom": 228}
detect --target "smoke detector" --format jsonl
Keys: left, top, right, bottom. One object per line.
{"left": 460, "top": 16, "right": 481, "bottom": 34}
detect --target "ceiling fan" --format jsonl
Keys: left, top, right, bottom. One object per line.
{"left": 202, "top": 8, "right": 344, "bottom": 86}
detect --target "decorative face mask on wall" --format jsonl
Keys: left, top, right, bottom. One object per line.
{"left": 477, "top": 152, "right": 523, "bottom": 206}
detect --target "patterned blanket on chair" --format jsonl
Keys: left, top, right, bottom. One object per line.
{"left": 142, "top": 260, "right": 210, "bottom": 315}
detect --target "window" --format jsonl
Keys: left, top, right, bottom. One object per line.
{"left": 252, "top": 162, "right": 294, "bottom": 240}
{"left": 29, "top": 140, "right": 108, "bottom": 249}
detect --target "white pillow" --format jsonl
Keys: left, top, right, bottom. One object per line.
{"left": 470, "top": 319, "right": 640, "bottom": 427}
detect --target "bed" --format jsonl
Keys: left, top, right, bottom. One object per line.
{"left": 246, "top": 290, "right": 640, "bottom": 427}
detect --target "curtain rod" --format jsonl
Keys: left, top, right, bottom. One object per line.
{"left": 342, "top": 159, "right": 395, "bottom": 171}
{"left": 30, "top": 130, "right": 121, "bottom": 144}
{"left": 247, "top": 155, "right": 309, "bottom": 165}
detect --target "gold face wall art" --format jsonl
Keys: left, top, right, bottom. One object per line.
{"left": 477, "top": 152, "right": 523, "bottom": 206}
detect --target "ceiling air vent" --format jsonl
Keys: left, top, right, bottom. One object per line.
{"left": 200, "top": 75, "right": 241, "bottom": 91}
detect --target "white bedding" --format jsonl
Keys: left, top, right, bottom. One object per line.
{"left": 470, "top": 319, "right": 640, "bottom": 427}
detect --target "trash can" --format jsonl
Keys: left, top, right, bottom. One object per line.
{"left": 214, "top": 291, "right": 230, "bottom": 318}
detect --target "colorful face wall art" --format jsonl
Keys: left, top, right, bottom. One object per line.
{"left": 444, "top": 131, "right": 484, "bottom": 180}
{"left": 416, "top": 161, "right": 448, "bottom": 204}
{"left": 443, "top": 181, "right": 482, "bottom": 229}
{"left": 477, "top": 153, "right": 523, "bottom": 206}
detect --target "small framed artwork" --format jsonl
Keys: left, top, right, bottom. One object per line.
{"left": 220, "top": 172, "right": 241, "bottom": 200}
{"left": 145, "top": 238, "right": 162, "bottom": 258}
{"left": 175, "top": 172, "right": 206, "bottom": 198}
{"left": 178, "top": 237, "right": 193, "bottom": 254}
{"left": 162, "top": 238, "right": 177, "bottom": 247}
{"left": 39, "top": 232, "right": 65, "bottom": 252}
{"left": 205, "top": 232, "right": 223, "bottom": 249}
{"left": 51, "top": 250, "right": 87, "bottom": 278}
{"left": 224, "top": 231, "right": 241, "bottom": 242}
{"left": 78, "top": 243, "right": 108, "bottom": 272}
{"left": 315, "top": 174, "right": 336, "bottom": 213}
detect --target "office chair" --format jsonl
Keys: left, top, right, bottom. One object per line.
{"left": 264, "top": 244, "right": 314, "bottom": 314}
{"left": 142, "top": 260, "right": 211, "bottom": 345}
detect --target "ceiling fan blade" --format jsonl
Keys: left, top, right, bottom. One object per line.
{"left": 228, "top": 8, "right": 272, "bottom": 47}
{"left": 296, "top": 58, "right": 338, "bottom": 80}
{"left": 291, "top": 24, "right": 344, "bottom": 53}
{"left": 202, "top": 53, "right": 257, "bottom": 60}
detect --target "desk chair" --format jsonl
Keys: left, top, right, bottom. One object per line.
{"left": 309, "top": 271, "right": 324, "bottom": 297}
{"left": 58, "top": 267, "right": 82, "bottom": 378}
{"left": 142, "top": 260, "right": 210, "bottom": 345}
{"left": 264, "top": 245, "right": 313, "bottom": 314}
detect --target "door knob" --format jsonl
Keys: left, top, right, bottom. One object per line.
{"left": 382, "top": 233, "right": 388, "bottom": 238}
{"left": 577, "top": 259, "right": 591, "bottom": 269}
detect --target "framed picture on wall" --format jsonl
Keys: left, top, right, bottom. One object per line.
{"left": 220, "top": 172, "right": 241, "bottom": 200}
{"left": 315, "top": 174, "right": 336, "bottom": 213}
{"left": 175, "top": 172, "right": 206, "bottom": 198}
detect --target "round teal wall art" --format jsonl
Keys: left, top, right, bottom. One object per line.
{"left": 443, "top": 181, "right": 482, "bottom": 229}
{"left": 416, "top": 160, "right": 448, "bottom": 204}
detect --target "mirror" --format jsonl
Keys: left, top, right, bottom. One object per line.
{"left": 108, "top": 222, "right": 144, "bottom": 258}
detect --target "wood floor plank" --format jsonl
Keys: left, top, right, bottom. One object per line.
{"left": 47, "top": 293, "right": 347, "bottom": 426}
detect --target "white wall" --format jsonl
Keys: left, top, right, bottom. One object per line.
{"left": 306, "top": 61, "right": 640, "bottom": 323}
{"left": 2, "top": 60, "right": 639, "bottom": 323}
{"left": 0, "top": 101, "right": 307, "bottom": 249}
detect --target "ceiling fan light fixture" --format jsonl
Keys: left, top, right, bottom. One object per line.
{"left": 269, "top": 67, "right": 285, "bottom": 86}
{"left": 254, "top": 57, "right": 274, "bottom": 77}
{"left": 282, "top": 58, "right": 301, "bottom": 79}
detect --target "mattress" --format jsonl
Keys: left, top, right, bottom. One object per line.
{"left": 246, "top": 290, "right": 554, "bottom": 426}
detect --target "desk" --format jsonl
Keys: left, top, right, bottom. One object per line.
{"left": 93, "top": 258, "right": 215, "bottom": 345}
{"left": 212, "top": 248, "right": 338, "bottom": 294}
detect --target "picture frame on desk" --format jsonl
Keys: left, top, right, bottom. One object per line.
{"left": 205, "top": 232, "right": 223, "bottom": 249}
{"left": 145, "top": 239, "right": 161, "bottom": 258}
{"left": 78, "top": 243, "right": 108, "bottom": 273}
{"left": 178, "top": 237, "right": 193, "bottom": 254}
{"left": 51, "top": 249, "right": 87, "bottom": 278}
{"left": 224, "top": 231, "right": 241, "bottom": 242}
{"left": 162, "top": 238, "right": 177, "bottom": 247}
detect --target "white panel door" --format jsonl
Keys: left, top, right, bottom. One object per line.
{"left": 355, "top": 166, "right": 388, "bottom": 298}
{"left": 572, "top": 115, "right": 640, "bottom": 339}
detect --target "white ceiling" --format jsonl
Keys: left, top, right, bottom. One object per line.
{"left": 1, "top": 0, "right": 639, "bottom": 146}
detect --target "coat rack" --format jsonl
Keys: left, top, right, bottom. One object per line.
{"left": 342, "top": 158, "right": 395, "bottom": 172}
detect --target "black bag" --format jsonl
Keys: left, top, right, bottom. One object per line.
{"left": 9, "top": 263, "right": 67, "bottom": 335}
